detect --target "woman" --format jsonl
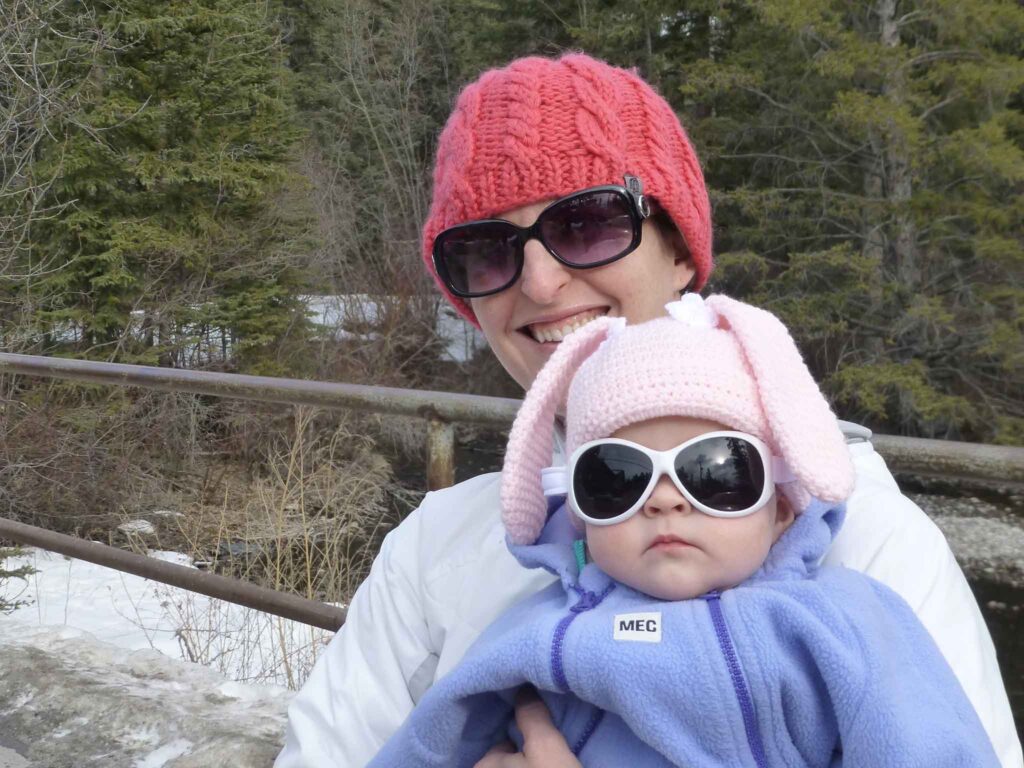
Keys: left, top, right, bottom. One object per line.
{"left": 276, "top": 53, "right": 1020, "bottom": 767}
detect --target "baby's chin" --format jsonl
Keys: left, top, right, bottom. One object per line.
{"left": 640, "top": 577, "right": 744, "bottom": 602}
{"left": 643, "top": 586, "right": 708, "bottom": 601}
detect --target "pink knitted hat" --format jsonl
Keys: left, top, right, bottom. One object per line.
{"left": 422, "top": 53, "right": 712, "bottom": 326}
{"left": 501, "top": 295, "right": 856, "bottom": 545}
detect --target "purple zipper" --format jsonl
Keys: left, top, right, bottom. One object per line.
{"left": 704, "top": 593, "right": 769, "bottom": 768}
{"left": 550, "top": 583, "right": 615, "bottom": 692}
{"left": 571, "top": 708, "right": 605, "bottom": 757}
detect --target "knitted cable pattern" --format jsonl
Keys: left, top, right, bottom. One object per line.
{"left": 564, "top": 54, "right": 625, "bottom": 177}
{"left": 421, "top": 53, "right": 714, "bottom": 327}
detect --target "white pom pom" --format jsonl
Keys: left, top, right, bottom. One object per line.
{"left": 665, "top": 294, "right": 717, "bottom": 329}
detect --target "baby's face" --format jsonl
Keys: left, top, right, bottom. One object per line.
{"left": 584, "top": 416, "right": 794, "bottom": 601}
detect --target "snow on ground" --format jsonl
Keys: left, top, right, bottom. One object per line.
{"left": 303, "top": 294, "right": 487, "bottom": 364}
{"left": 0, "top": 547, "right": 333, "bottom": 688}
{"left": 0, "top": 547, "right": 335, "bottom": 764}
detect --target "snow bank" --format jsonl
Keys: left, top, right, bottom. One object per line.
{"left": 1, "top": 549, "right": 333, "bottom": 687}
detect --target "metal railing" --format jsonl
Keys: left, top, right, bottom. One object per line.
{"left": 0, "top": 516, "right": 346, "bottom": 632}
{"left": 0, "top": 352, "right": 522, "bottom": 491}
{"left": 1, "top": 352, "right": 1023, "bottom": 633}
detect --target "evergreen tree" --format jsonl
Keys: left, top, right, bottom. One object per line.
{"left": 482, "top": 0, "right": 1024, "bottom": 443}
{"left": 23, "top": 0, "right": 311, "bottom": 372}
{"left": 694, "top": 0, "right": 1024, "bottom": 443}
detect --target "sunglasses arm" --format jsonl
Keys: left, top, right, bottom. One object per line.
{"left": 541, "top": 466, "right": 569, "bottom": 498}
{"left": 772, "top": 457, "right": 796, "bottom": 485}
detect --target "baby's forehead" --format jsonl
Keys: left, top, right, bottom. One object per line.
{"left": 609, "top": 416, "right": 737, "bottom": 450}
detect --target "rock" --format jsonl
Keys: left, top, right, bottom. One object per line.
{"left": 117, "top": 520, "right": 157, "bottom": 536}
{"left": 908, "top": 493, "right": 1024, "bottom": 588}
{"left": 0, "top": 746, "right": 29, "bottom": 768}
{"left": 0, "top": 624, "right": 290, "bottom": 767}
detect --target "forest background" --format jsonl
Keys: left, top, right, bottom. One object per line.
{"left": 0, "top": 0, "right": 1022, "bottom": 626}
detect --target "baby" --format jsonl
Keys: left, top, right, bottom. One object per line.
{"left": 370, "top": 295, "right": 998, "bottom": 767}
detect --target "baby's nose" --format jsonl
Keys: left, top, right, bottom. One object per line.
{"left": 642, "top": 475, "right": 692, "bottom": 516}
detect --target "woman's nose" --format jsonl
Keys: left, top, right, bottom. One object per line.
{"left": 642, "top": 475, "right": 692, "bottom": 517}
{"left": 519, "top": 238, "right": 571, "bottom": 304}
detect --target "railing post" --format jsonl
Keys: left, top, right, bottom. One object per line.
{"left": 426, "top": 416, "right": 455, "bottom": 491}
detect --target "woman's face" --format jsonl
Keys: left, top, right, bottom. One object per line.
{"left": 468, "top": 199, "right": 694, "bottom": 390}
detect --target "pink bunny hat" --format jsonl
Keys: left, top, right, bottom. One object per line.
{"left": 501, "top": 294, "right": 856, "bottom": 546}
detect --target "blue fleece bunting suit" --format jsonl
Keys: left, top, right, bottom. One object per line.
{"left": 368, "top": 495, "right": 999, "bottom": 767}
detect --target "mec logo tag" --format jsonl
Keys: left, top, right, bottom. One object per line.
{"left": 613, "top": 612, "right": 662, "bottom": 643}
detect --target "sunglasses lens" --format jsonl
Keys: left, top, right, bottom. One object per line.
{"left": 436, "top": 222, "right": 520, "bottom": 296}
{"left": 675, "top": 436, "right": 765, "bottom": 513}
{"left": 539, "top": 191, "right": 636, "bottom": 266}
{"left": 573, "top": 443, "right": 653, "bottom": 520}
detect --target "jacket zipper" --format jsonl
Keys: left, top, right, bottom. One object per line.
{"left": 550, "top": 583, "right": 614, "bottom": 692}
{"left": 571, "top": 709, "right": 605, "bottom": 757}
{"left": 549, "top": 583, "right": 614, "bottom": 757}
{"left": 704, "top": 593, "right": 769, "bottom": 768}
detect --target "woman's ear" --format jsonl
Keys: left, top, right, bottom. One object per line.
{"left": 669, "top": 235, "right": 695, "bottom": 296}
{"left": 647, "top": 210, "right": 694, "bottom": 295}
{"left": 772, "top": 494, "right": 796, "bottom": 543}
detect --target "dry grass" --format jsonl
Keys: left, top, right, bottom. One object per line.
{"left": 113, "top": 406, "right": 412, "bottom": 687}
{"left": 175, "top": 407, "right": 398, "bottom": 602}
{"left": 0, "top": 382, "right": 418, "bottom": 689}
{"left": 0, "top": 304, "right": 448, "bottom": 686}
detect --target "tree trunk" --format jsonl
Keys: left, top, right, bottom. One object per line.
{"left": 878, "top": 0, "right": 920, "bottom": 291}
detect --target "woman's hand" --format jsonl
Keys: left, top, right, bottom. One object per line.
{"left": 474, "top": 687, "right": 582, "bottom": 768}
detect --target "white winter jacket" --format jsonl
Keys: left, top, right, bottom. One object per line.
{"left": 276, "top": 434, "right": 1023, "bottom": 768}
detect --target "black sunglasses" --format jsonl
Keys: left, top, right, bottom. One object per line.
{"left": 432, "top": 175, "right": 651, "bottom": 299}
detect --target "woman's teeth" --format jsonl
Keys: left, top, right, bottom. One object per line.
{"left": 529, "top": 310, "right": 607, "bottom": 343}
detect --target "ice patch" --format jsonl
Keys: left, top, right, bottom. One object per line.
{"left": 148, "top": 550, "right": 194, "bottom": 567}
{"left": 0, "top": 746, "right": 29, "bottom": 768}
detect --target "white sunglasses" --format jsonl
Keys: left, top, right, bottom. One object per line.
{"left": 558, "top": 431, "right": 793, "bottom": 527}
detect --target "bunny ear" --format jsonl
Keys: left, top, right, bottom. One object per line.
{"left": 706, "top": 296, "right": 855, "bottom": 503}
{"left": 502, "top": 317, "right": 622, "bottom": 545}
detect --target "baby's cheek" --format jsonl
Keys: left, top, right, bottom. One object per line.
{"left": 584, "top": 523, "right": 637, "bottom": 580}
{"left": 722, "top": 523, "right": 775, "bottom": 580}
{"left": 696, "top": 517, "right": 766, "bottom": 585}
{"left": 583, "top": 524, "right": 612, "bottom": 567}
